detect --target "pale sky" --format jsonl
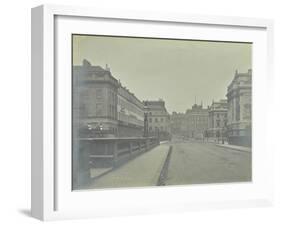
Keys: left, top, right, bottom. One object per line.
{"left": 73, "top": 35, "right": 252, "bottom": 113}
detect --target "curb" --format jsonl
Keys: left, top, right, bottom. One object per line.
{"left": 157, "top": 146, "right": 173, "bottom": 186}
{"left": 215, "top": 144, "right": 251, "bottom": 153}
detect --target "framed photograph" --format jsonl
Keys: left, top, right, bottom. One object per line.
{"left": 31, "top": 4, "right": 274, "bottom": 221}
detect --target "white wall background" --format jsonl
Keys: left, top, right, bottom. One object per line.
{"left": 0, "top": 0, "right": 280, "bottom": 225}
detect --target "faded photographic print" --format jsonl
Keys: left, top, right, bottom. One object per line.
{"left": 72, "top": 35, "right": 252, "bottom": 190}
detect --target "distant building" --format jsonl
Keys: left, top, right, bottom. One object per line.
{"left": 170, "top": 112, "right": 186, "bottom": 136}
{"left": 207, "top": 99, "right": 228, "bottom": 139}
{"left": 143, "top": 100, "right": 171, "bottom": 140}
{"left": 185, "top": 103, "right": 209, "bottom": 139}
{"left": 226, "top": 69, "right": 252, "bottom": 147}
{"left": 73, "top": 59, "right": 144, "bottom": 138}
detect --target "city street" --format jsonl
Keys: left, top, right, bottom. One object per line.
{"left": 87, "top": 140, "right": 251, "bottom": 189}
{"left": 166, "top": 140, "right": 251, "bottom": 186}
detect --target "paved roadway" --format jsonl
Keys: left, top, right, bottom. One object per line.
{"left": 86, "top": 140, "right": 251, "bottom": 189}
{"left": 165, "top": 140, "right": 251, "bottom": 185}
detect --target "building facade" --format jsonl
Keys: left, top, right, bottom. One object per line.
{"left": 143, "top": 100, "right": 171, "bottom": 140}
{"left": 73, "top": 59, "right": 144, "bottom": 138}
{"left": 207, "top": 99, "right": 228, "bottom": 139}
{"left": 117, "top": 85, "right": 144, "bottom": 137}
{"left": 226, "top": 69, "right": 252, "bottom": 147}
{"left": 170, "top": 112, "right": 186, "bottom": 136}
{"left": 185, "top": 104, "right": 209, "bottom": 139}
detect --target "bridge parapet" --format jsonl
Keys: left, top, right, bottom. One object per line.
{"left": 74, "top": 137, "right": 160, "bottom": 188}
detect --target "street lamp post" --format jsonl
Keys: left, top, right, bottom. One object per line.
{"left": 97, "top": 123, "right": 103, "bottom": 137}
{"left": 87, "top": 124, "right": 93, "bottom": 138}
{"left": 143, "top": 106, "right": 149, "bottom": 137}
{"left": 144, "top": 112, "right": 148, "bottom": 137}
{"left": 222, "top": 126, "right": 226, "bottom": 144}
{"left": 157, "top": 127, "right": 160, "bottom": 143}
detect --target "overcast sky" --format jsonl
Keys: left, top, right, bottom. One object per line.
{"left": 73, "top": 35, "right": 252, "bottom": 113}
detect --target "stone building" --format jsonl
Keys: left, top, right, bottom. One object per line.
{"left": 226, "top": 69, "right": 252, "bottom": 147}
{"left": 170, "top": 112, "right": 186, "bottom": 136}
{"left": 207, "top": 99, "right": 228, "bottom": 139}
{"left": 143, "top": 100, "right": 171, "bottom": 140}
{"left": 117, "top": 85, "right": 144, "bottom": 137}
{"left": 73, "top": 59, "right": 144, "bottom": 138}
{"left": 185, "top": 103, "right": 209, "bottom": 139}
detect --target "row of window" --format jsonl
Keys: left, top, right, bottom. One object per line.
{"left": 96, "top": 88, "right": 117, "bottom": 105}
{"left": 118, "top": 112, "right": 143, "bottom": 126}
{"left": 96, "top": 103, "right": 117, "bottom": 119}
{"left": 148, "top": 117, "right": 169, "bottom": 123}
{"left": 187, "top": 120, "right": 208, "bottom": 125}
{"left": 118, "top": 96, "right": 143, "bottom": 118}
{"left": 210, "top": 113, "right": 227, "bottom": 118}
{"left": 148, "top": 111, "right": 167, "bottom": 115}
{"left": 149, "top": 126, "right": 168, "bottom": 131}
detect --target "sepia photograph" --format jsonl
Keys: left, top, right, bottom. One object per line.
{"left": 72, "top": 34, "right": 252, "bottom": 190}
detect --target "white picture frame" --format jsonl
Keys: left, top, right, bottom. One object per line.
{"left": 31, "top": 4, "right": 274, "bottom": 221}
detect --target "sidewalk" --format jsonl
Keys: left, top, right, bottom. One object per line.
{"left": 215, "top": 143, "right": 251, "bottom": 153}
{"left": 88, "top": 143, "right": 170, "bottom": 189}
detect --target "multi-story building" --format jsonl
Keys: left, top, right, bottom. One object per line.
{"left": 226, "top": 69, "right": 252, "bottom": 147}
{"left": 170, "top": 112, "right": 186, "bottom": 136}
{"left": 73, "top": 59, "right": 144, "bottom": 138}
{"left": 207, "top": 99, "right": 228, "bottom": 139}
{"left": 143, "top": 100, "right": 171, "bottom": 140}
{"left": 117, "top": 85, "right": 144, "bottom": 137}
{"left": 185, "top": 103, "right": 209, "bottom": 139}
